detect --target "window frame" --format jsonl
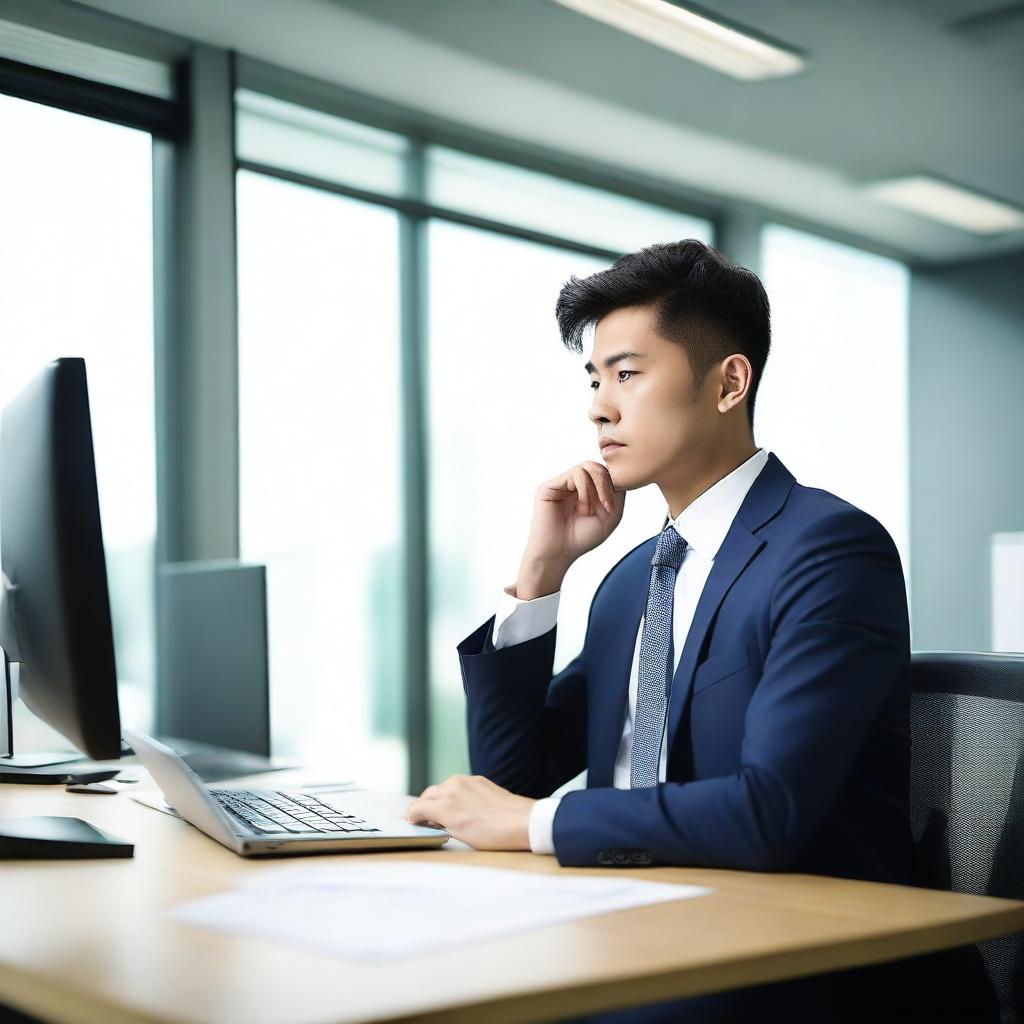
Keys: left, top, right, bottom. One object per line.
{"left": 1, "top": 9, "right": 913, "bottom": 794}
{"left": 231, "top": 61, "right": 718, "bottom": 791}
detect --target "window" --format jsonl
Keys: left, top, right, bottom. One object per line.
{"left": 0, "top": 93, "right": 156, "bottom": 745}
{"left": 233, "top": 87, "right": 713, "bottom": 789}
{"left": 236, "top": 89, "right": 409, "bottom": 198}
{"left": 236, "top": 169, "right": 407, "bottom": 791}
{"left": 425, "top": 145, "right": 708, "bottom": 254}
{"left": 426, "top": 219, "right": 713, "bottom": 784}
{"left": 759, "top": 224, "right": 910, "bottom": 593}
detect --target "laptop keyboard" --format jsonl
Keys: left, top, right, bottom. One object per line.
{"left": 214, "top": 789, "right": 382, "bottom": 835}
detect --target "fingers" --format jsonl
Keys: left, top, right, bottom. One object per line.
{"left": 572, "top": 466, "right": 597, "bottom": 516}
{"left": 539, "top": 461, "right": 620, "bottom": 515}
{"left": 405, "top": 774, "right": 475, "bottom": 822}
{"left": 572, "top": 462, "right": 615, "bottom": 514}
{"left": 580, "top": 461, "right": 616, "bottom": 512}
{"left": 405, "top": 796, "right": 439, "bottom": 823}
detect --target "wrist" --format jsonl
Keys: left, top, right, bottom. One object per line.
{"left": 514, "top": 555, "right": 570, "bottom": 601}
{"left": 521, "top": 799, "right": 537, "bottom": 851}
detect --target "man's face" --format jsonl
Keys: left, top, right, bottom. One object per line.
{"left": 586, "top": 303, "right": 717, "bottom": 490}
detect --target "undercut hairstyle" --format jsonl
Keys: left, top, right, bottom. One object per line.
{"left": 555, "top": 238, "right": 771, "bottom": 433}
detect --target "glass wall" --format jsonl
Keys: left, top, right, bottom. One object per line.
{"left": 0, "top": 49, "right": 916, "bottom": 792}
{"left": 426, "top": 222, "right": 713, "bottom": 785}
{"left": 235, "top": 89, "right": 713, "bottom": 788}
{"left": 236, "top": 89, "right": 410, "bottom": 198}
{"left": 759, "top": 223, "right": 911, "bottom": 596}
{"left": 0, "top": 93, "right": 156, "bottom": 746}
{"left": 236, "top": 169, "right": 407, "bottom": 791}
{"left": 424, "top": 146, "right": 709, "bottom": 254}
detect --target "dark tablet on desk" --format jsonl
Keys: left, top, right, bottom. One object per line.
{"left": 0, "top": 815, "right": 134, "bottom": 858}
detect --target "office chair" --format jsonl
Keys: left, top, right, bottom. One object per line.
{"left": 911, "top": 651, "right": 1024, "bottom": 1024}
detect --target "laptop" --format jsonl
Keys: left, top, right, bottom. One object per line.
{"left": 124, "top": 728, "right": 449, "bottom": 857}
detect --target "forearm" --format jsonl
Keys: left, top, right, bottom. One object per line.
{"left": 551, "top": 766, "right": 797, "bottom": 870}
{"left": 459, "top": 616, "right": 586, "bottom": 799}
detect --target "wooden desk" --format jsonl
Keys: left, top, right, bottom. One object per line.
{"left": 2, "top": 769, "right": 1023, "bottom": 1024}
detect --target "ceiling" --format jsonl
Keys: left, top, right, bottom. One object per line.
{"left": 72, "top": 0, "right": 1024, "bottom": 265}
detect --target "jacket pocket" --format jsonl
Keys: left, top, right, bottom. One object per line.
{"left": 692, "top": 642, "right": 752, "bottom": 696}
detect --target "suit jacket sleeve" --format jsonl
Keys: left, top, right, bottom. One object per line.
{"left": 550, "top": 507, "right": 911, "bottom": 870}
{"left": 458, "top": 612, "right": 588, "bottom": 800}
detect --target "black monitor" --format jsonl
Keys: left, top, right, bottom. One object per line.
{"left": 0, "top": 358, "right": 123, "bottom": 782}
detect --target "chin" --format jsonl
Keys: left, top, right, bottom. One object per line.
{"left": 605, "top": 461, "right": 649, "bottom": 492}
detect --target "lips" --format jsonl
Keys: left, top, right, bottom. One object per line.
{"left": 600, "top": 441, "right": 626, "bottom": 454}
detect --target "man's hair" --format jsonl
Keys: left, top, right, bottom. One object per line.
{"left": 555, "top": 238, "right": 771, "bottom": 432}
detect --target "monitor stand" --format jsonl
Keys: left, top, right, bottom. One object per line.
{"left": 0, "top": 759, "right": 121, "bottom": 784}
{"left": 1, "top": 650, "right": 121, "bottom": 784}
{"left": 1, "top": 600, "right": 133, "bottom": 855}
{"left": 2, "top": 750, "right": 94, "bottom": 767}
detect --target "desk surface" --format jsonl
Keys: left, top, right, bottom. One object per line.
{"left": 2, "top": 768, "right": 1023, "bottom": 1024}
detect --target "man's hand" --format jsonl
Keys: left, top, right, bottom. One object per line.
{"left": 403, "top": 774, "right": 536, "bottom": 851}
{"left": 523, "top": 462, "right": 625, "bottom": 572}
{"left": 512, "top": 460, "right": 626, "bottom": 601}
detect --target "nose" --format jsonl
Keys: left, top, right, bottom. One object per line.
{"left": 588, "top": 386, "right": 618, "bottom": 428}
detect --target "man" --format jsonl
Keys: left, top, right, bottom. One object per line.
{"left": 405, "top": 239, "right": 994, "bottom": 1022}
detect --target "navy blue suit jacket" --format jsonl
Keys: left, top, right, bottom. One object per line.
{"left": 458, "top": 451, "right": 915, "bottom": 879}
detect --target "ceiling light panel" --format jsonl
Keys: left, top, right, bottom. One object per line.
{"left": 865, "top": 176, "right": 1024, "bottom": 235}
{"left": 550, "top": 0, "right": 806, "bottom": 80}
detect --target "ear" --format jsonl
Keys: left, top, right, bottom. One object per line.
{"left": 718, "top": 354, "right": 752, "bottom": 412}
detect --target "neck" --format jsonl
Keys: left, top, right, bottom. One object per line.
{"left": 661, "top": 437, "right": 759, "bottom": 521}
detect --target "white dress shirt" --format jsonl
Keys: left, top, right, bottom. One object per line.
{"left": 490, "top": 447, "right": 770, "bottom": 855}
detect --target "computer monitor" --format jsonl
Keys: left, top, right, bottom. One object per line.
{"left": 0, "top": 357, "right": 123, "bottom": 783}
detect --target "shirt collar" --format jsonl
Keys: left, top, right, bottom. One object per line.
{"left": 669, "top": 447, "right": 770, "bottom": 560}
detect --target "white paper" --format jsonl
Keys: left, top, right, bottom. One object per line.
{"left": 131, "top": 789, "right": 182, "bottom": 817}
{"left": 168, "top": 861, "right": 712, "bottom": 963}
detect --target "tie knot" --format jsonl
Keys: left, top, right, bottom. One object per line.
{"left": 652, "top": 524, "right": 687, "bottom": 571}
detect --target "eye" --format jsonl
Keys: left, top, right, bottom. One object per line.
{"left": 589, "top": 370, "right": 635, "bottom": 390}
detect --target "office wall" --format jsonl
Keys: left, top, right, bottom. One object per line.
{"left": 909, "top": 251, "right": 1024, "bottom": 652}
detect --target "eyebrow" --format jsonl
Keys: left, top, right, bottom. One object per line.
{"left": 584, "top": 350, "right": 647, "bottom": 375}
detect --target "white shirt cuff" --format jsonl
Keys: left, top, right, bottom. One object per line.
{"left": 528, "top": 796, "right": 561, "bottom": 855}
{"left": 491, "top": 584, "right": 560, "bottom": 649}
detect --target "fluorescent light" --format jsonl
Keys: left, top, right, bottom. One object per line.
{"left": 549, "top": 0, "right": 806, "bottom": 81}
{"left": 865, "top": 175, "right": 1024, "bottom": 235}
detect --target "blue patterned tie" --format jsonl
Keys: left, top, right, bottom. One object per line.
{"left": 630, "top": 523, "right": 688, "bottom": 788}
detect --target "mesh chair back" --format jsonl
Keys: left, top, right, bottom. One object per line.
{"left": 911, "top": 651, "right": 1024, "bottom": 1023}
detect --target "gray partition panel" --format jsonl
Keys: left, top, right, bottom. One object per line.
{"left": 157, "top": 560, "right": 269, "bottom": 756}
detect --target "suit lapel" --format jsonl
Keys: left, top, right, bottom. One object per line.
{"left": 662, "top": 451, "right": 796, "bottom": 756}
{"left": 664, "top": 523, "right": 763, "bottom": 754}
{"left": 588, "top": 451, "right": 797, "bottom": 788}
